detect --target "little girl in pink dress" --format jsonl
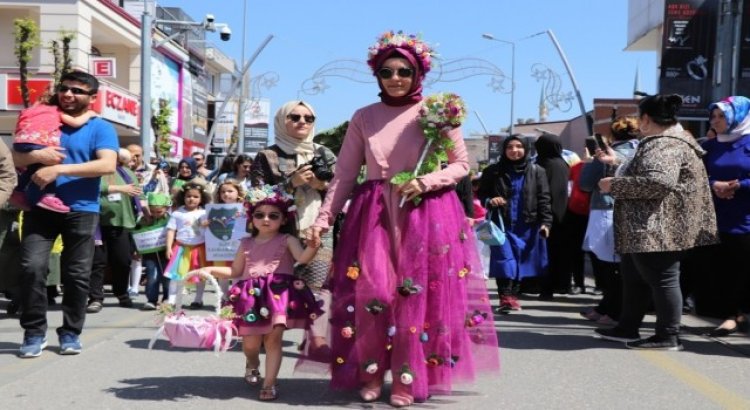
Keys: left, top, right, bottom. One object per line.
{"left": 12, "top": 99, "right": 96, "bottom": 212}
{"left": 201, "top": 185, "right": 321, "bottom": 401}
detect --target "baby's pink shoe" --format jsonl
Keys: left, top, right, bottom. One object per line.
{"left": 36, "top": 195, "right": 70, "bottom": 213}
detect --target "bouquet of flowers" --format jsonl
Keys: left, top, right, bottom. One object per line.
{"left": 391, "top": 92, "right": 467, "bottom": 206}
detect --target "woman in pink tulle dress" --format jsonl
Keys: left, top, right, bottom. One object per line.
{"left": 310, "top": 31, "right": 499, "bottom": 407}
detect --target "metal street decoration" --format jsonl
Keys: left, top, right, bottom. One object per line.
{"left": 298, "top": 58, "right": 513, "bottom": 96}
{"left": 298, "top": 59, "right": 373, "bottom": 97}
{"left": 530, "top": 63, "right": 574, "bottom": 113}
{"left": 249, "top": 71, "right": 279, "bottom": 100}
{"left": 297, "top": 58, "right": 571, "bottom": 114}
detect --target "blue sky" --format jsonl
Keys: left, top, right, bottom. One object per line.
{"left": 165, "top": 0, "right": 658, "bottom": 138}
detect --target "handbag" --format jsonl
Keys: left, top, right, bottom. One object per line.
{"left": 474, "top": 207, "right": 506, "bottom": 247}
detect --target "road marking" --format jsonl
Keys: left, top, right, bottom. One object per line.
{"left": 638, "top": 350, "right": 750, "bottom": 409}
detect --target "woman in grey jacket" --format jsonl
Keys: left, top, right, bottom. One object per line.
{"left": 578, "top": 117, "right": 639, "bottom": 325}
{"left": 594, "top": 94, "right": 718, "bottom": 351}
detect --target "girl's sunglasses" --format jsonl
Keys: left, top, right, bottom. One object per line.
{"left": 377, "top": 67, "right": 414, "bottom": 79}
{"left": 252, "top": 212, "right": 282, "bottom": 221}
{"left": 287, "top": 114, "right": 316, "bottom": 124}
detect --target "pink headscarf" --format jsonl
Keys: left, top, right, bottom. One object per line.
{"left": 374, "top": 48, "right": 424, "bottom": 107}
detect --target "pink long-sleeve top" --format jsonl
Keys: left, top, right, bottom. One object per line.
{"left": 314, "top": 102, "right": 470, "bottom": 229}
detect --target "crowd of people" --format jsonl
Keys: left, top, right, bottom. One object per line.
{"left": 0, "top": 29, "right": 748, "bottom": 408}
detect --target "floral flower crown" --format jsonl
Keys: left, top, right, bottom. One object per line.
{"left": 245, "top": 184, "right": 296, "bottom": 214}
{"left": 367, "top": 30, "right": 434, "bottom": 73}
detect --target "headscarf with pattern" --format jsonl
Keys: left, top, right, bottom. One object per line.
{"left": 708, "top": 96, "right": 750, "bottom": 143}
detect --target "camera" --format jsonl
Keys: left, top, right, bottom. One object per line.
{"left": 204, "top": 14, "right": 216, "bottom": 31}
{"left": 303, "top": 155, "right": 334, "bottom": 181}
{"left": 220, "top": 26, "right": 231, "bottom": 41}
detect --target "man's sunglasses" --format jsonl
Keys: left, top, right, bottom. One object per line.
{"left": 252, "top": 212, "right": 282, "bottom": 221}
{"left": 56, "top": 85, "right": 96, "bottom": 96}
{"left": 287, "top": 114, "right": 316, "bottom": 124}
{"left": 377, "top": 67, "right": 414, "bottom": 79}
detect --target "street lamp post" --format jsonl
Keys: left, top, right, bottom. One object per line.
{"left": 138, "top": 1, "right": 231, "bottom": 164}
{"left": 545, "top": 29, "right": 592, "bottom": 135}
{"left": 139, "top": 1, "right": 153, "bottom": 164}
{"left": 482, "top": 33, "right": 515, "bottom": 134}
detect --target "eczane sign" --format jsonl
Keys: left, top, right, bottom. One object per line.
{"left": 91, "top": 85, "right": 140, "bottom": 129}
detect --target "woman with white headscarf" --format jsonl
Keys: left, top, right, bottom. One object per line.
{"left": 250, "top": 100, "right": 336, "bottom": 360}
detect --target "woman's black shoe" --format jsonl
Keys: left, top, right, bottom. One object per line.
{"left": 708, "top": 326, "right": 738, "bottom": 337}
{"left": 737, "top": 319, "right": 749, "bottom": 333}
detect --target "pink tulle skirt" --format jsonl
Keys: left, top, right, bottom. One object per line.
{"left": 227, "top": 273, "right": 324, "bottom": 336}
{"left": 328, "top": 180, "right": 500, "bottom": 400}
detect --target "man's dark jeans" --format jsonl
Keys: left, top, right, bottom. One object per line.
{"left": 20, "top": 210, "right": 97, "bottom": 336}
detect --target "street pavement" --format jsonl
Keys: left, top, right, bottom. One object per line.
{"left": 0, "top": 286, "right": 749, "bottom": 410}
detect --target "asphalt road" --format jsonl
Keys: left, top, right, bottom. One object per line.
{"left": 1, "top": 287, "right": 748, "bottom": 410}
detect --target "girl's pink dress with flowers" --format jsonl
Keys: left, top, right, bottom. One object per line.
{"left": 227, "top": 234, "right": 323, "bottom": 335}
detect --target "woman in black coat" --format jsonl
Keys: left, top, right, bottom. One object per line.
{"left": 534, "top": 133, "right": 570, "bottom": 299}
{"left": 478, "top": 135, "right": 553, "bottom": 312}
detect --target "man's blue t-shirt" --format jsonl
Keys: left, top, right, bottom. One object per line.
{"left": 29, "top": 117, "right": 119, "bottom": 213}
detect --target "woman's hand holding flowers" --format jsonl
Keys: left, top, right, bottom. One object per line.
{"left": 398, "top": 179, "right": 426, "bottom": 202}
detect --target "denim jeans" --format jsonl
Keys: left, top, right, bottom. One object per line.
{"left": 20, "top": 210, "right": 98, "bottom": 336}
{"left": 618, "top": 251, "right": 683, "bottom": 338}
{"left": 142, "top": 252, "right": 169, "bottom": 304}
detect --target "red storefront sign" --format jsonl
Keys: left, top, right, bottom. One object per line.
{"left": 91, "top": 86, "right": 140, "bottom": 129}
{"left": 90, "top": 57, "right": 116, "bottom": 78}
{"left": 6, "top": 78, "right": 53, "bottom": 106}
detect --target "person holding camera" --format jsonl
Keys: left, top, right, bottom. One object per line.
{"left": 250, "top": 100, "right": 336, "bottom": 362}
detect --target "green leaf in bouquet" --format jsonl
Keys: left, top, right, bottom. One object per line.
{"left": 390, "top": 172, "right": 415, "bottom": 186}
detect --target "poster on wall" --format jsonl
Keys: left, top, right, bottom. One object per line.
{"left": 659, "top": 0, "right": 717, "bottom": 118}
{"left": 242, "top": 98, "right": 270, "bottom": 155}
{"left": 487, "top": 135, "right": 502, "bottom": 163}
{"left": 212, "top": 99, "right": 238, "bottom": 149}
{"left": 151, "top": 52, "right": 182, "bottom": 135}
{"left": 204, "top": 203, "right": 249, "bottom": 261}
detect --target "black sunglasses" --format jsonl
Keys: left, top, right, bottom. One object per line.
{"left": 252, "top": 212, "right": 282, "bottom": 221}
{"left": 57, "top": 85, "right": 95, "bottom": 96}
{"left": 377, "top": 67, "right": 414, "bottom": 79}
{"left": 286, "top": 113, "right": 316, "bottom": 124}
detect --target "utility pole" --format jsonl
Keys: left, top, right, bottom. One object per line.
{"left": 139, "top": 0, "right": 153, "bottom": 164}
{"left": 234, "top": 0, "right": 248, "bottom": 155}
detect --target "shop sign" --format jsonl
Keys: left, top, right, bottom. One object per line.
{"left": 92, "top": 86, "right": 140, "bottom": 129}
{"left": 90, "top": 57, "right": 117, "bottom": 78}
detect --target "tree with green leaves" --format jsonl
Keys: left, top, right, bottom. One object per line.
{"left": 313, "top": 120, "right": 348, "bottom": 156}
{"left": 51, "top": 31, "right": 76, "bottom": 87}
{"left": 152, "top": 99, "right": 173, "bottom": 159}
{"left": 13, "top": 18, "right": 40, "bottom": 108}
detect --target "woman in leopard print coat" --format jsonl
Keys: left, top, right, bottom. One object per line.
{"left": 594, "top": 94, "right": 718, "bottom": 351}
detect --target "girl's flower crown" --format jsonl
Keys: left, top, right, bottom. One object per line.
{"left": 367, "top": 30, "right": 434, "bottom": 73}
{"left": 246, "top": 184, "right": 296, "bottom": 214}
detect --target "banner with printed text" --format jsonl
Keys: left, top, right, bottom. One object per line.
{"left": 204, "top": 203, "right": 249, "bottom": 261}
{"left": 132, "top": 220, "right": 168, "bottom": 254}
{"left": 659, "top": 0, "right": 717, "bottom": 118}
